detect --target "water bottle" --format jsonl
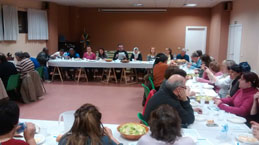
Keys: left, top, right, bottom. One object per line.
{"left": 218, "top": 122, "right": 229, "bottom": 141}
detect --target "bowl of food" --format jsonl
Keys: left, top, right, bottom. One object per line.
{"left": 196, "top": 96, "right": 213, "bottom": 103}
{"left": 175, "top": 59, "right": 186, "bottom": 64}
{"left": 105, "top": 59, "right": 113, "bottom": 62}
{"left": 117, "top": 122, "right": 149, "bottom": 140}
{"left": 121, "top": 59, "right": 129, "bottom": 63}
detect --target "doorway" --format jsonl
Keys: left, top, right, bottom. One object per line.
{"left": 227, "top": 24, "right": 242, "bottom": 63}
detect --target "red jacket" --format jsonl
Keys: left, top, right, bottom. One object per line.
{"left": 218, "top": 87, "right": 258, "bottom": 117}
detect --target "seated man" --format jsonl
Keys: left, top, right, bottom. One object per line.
{"left": 0, "top": 100, "right": 36, "bottom": 145}
{"left": 113, "top": 44, "right": 129, "bottom": 60}
{"left": 143, "top": 74, "right": 194, "bottom": 126}
{"left": 176, "top": 48, "right": 189, "bottom": 62}
{"left": 15, "top": 52, "right": 35, "bottom": 79}
{"left": 51, "top": 49, "right": 68, "bottom": 59}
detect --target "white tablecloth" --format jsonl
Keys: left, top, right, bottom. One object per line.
{"left": 48, "top": 59, "right": 154, "bottom": 69}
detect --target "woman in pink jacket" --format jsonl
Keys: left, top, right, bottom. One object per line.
{"left": 214, "top": 72, "right": 259, "bottom": 118}
{"left": 83, "top": 46, "right": 96, "bottom": 60}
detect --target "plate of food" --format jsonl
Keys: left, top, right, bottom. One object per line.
{"left": 196, "top": 96, "right": 213, "bottom": 103}
{"left": 117, "top": 122, "right": 148, "bottom": 140}
{"left": 105, "top": 59, "right": 113, "bottom": 62}
{"left": 227, "top": 115, "right": 246, "bottom": 124}
{"left": 33, "top": 134, "right": 45, "bottom": 145}
{"left": 236, "top": 133, "right": 259, "bottom": 144}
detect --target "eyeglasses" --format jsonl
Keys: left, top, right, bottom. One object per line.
{"left": 179, "top": 86, "right": 187, "bottom": 89}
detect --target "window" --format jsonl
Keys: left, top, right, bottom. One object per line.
{"left": 18, "top": 11, "right": 27, "bottom": 33}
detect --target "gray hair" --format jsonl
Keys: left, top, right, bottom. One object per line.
{"left": 223, "top": 60, "right": 236, "bottom": 70}
{"left": 165, "top": 80, "right": 185, "bottom": 91}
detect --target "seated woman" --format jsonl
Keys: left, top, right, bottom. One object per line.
{"left": 130, "top": 47, "right": 142, "bottom": 61}
{"left": 229, "top": 64, "right": 242, "bottom": 97}
{"left": 197, "top": 61, "right": 222, "bottom": 92}
{"left": 97, "top": 48, "right": 107, "bottom": 60}
{"left": 147, "top": 47, "right": 156, "bottom": 61}
{"left": 214, "top": 72, "right": 259, "bottom": 118}
{"left": 206, "top": 60, "right": 236, "bottom": 98}
{"left": 153, "top": 53, "right": 169, "bottom": 91}
{"left": 137, "top": 104, "right": 195, "bottom": 145}
{"left": 83, "top": 46, "right": 96, "bottom": 60}
{"left": 188, "top": 52, "right": 202, "bottom": 69}
{"left": 0, "top": 53, "right": 17, "bottom": 87}
{"left": 165, "top": 48, "right": 174, "bottom": 64}
{"left": 198, "top": 54, "right": 212, "bottom": 77}
{"left": 59, "top": 103, "right": 122, "bottom": 145}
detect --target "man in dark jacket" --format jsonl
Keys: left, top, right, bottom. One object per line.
{"left": 143, "top": 74, "right": 194, "bottom": 126}
{"left": 36, "top": 48, "right": 50, "bottom": 81}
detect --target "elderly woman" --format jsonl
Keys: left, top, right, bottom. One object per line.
{"left": 214, "top": 72, "right": 259, "bottom": 118}
{"left": 147, "top": 47, "right": 156, "bottom": 61}
{"left": 206, "top": 60, "right": 236, "bottom": 98}
{"left": 138, "top": 105, "right": 195, "bottom": 145}
{"left": 130, "top": 47, "right": 142, "bottom": 61}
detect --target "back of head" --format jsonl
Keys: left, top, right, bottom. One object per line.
{"left": 165, "top": 75, "right": 185, "bottom": 91}
{"left": 0, "top": 53, "right": 7, "bottom": 63}
{"left": 149, "top": 104, "right": 182, "bottom": 143}
{"left": 209, "top": 61, "right": 220, "bottom": 73}
{"left": 0, "top": 100, "right": 20, "bottom": 136}
{"left": 200, "top": 54, "right": 212, "bottom": 67}
{"left": 239, "top": 62, "right": 251, "bottom": 73}
{"left": 196, "top": 50, "right": 202, "bottom": 57}
{"left": 23, "top": 52, "right": 30, "bottom": 58}
{"left": 164, "top": 66, "right": 187, "bottom": 80}
{"left": 230, "top": 64, "right": 241, "bottom": 73}
{"left": 242, "top": 72, "right": 259, "bottom": 88}
{"left": 15, "top": 51, "right": 25, "bottom": 60}
{"left": 67, "top": 104, "right": 103, "bottom": 145}
{"left": 154, "top": 53, "right": 168, "bottom": 66}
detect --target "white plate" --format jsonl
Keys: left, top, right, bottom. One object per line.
{"left": 195, "top": 115, "right": 206, "bottom": 121}
{"left": 227, "top": 116, "right": 246, "bottom": 124}
{"left": 236, "top": 133, "right": 259, "bottom": 145}
{"left": 203, "top": 85, "right": 214, "bottom": 89}
{"left": 34, "top": 134, "right": 45, "bottom": 145}
{"left": 190, "top": 101, "right": 200, "bottom": 107}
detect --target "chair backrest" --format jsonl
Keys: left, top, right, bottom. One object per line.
{"left": 137, "top": 112, "right": 148, "bottom": 126}
{"left": 36, "top": 66, "right": 44, "bottom": 78}
{"left": 142, "top": 89, "right": 156, "bottom": 115}
{"left": 148, "top": 76, "right": 155, "bottom": 90}
{"left": 141, "top": 84, "right": 150, "bottom": 99}
{"left": 6, "top": 74, "right": 20, "bottom": 91}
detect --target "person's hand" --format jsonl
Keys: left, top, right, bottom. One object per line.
{"left": 194, "top": 108, "right": 203, "bottom": 114}
{"left": 186, "top": 87, "right": 195, "bottom": 96}
{"left": 214, "top": 99, "right": 222, "bottom": 106}
{"left": 251, "top": 122, "right": 259, "bottom": 140}
{"left": 24, "top": 122, "right": 36, "bottom": 145}
{"left": 212, "top": 97, "right": 219, "bottom": 101}
{"left": 254, "top": 92, "right": 259, "bottom": 100}
{"left": 104, "top": 127, "right": 120, "bottom": 145}
{"left": 177, "top": 87, "right": 188, "bottom": 101}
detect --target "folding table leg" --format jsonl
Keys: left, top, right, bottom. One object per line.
{"left": 113, "top": 68, "right": 118, "bottom": 83}
{"left": 77, "top": 68, "right": 82, "bottom": 83}
{"left": 106, "top": 68, "right": 111, "bottom": 84}
{"left": 57, "top": 67, "right": 63, "bottom": 82}
{"left": 52, "top": 67, "right": 56, "bottom": 81}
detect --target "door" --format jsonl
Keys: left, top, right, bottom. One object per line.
{"left": 185, "top": 26, "right": 207, "bottom": 56}
{"left": 227, "top": 24, "right": 242, "bottom": 63}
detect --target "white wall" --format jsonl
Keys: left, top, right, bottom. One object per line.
{"left": 230, "top": 0, "right": 259, "bottom": 73}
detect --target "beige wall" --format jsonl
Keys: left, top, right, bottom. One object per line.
{"left": 0, "top": 0, "right": 46, "bottom": 57}
{"left": 230, "top": 0, "right": 259, "bottom": 73}
{"left": 209, "top": 3, "right": 230, "bottom": 63}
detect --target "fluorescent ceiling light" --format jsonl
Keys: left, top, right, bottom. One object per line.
{"left": 133, "top": 3, "right": 144, "bottom": 7}
{"left": 99, "top": 9, "right": 167, "bottom": 12}
{"left": 184, "top": 4, "right": 197, "bottom": 7}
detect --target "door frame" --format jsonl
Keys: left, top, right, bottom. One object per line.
{"left": 227, "top": 24, "right": 242, "bottom": 63}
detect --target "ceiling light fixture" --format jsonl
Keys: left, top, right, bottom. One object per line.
{"left": 184, "top": 4, "right": 197, "bottom": 7}
{"left": 133, "top": 3, "right": 144, "bottom": 7}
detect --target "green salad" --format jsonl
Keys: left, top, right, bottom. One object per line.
{"left": 119, "top": 123, "right": 146, "bottom": 135}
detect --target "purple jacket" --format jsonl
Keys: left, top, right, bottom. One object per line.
{"left": 218, "top": 87, "right": 258, "bottom": 117}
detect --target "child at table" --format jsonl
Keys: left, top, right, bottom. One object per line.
{"left": 58, "top": 103, "right": 122, "bottom": 145}
{"left": 0, "top": 100, "right": 37, "bottom": 145}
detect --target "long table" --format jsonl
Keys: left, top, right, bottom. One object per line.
{"left": 47, "top": 59, "right": 154, "bottom": 83}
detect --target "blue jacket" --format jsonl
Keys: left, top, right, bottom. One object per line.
{"left": 30, "top": 57, "right": 40, "bottom": 69}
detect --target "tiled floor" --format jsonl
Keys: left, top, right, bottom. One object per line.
{"left": 19, "top": 82, "right": 144, "bottom": 124}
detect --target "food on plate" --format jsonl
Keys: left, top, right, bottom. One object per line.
{"left": 175, "top": 59, "right": 186, "bottom": 64}
{"left": 121, "top": 59, "right": 129, "bottom": 63}
{"left": 238, "top": 134, "right": 258, "bottom": 143}
{"left": 105, "top": 59, "right": 113, "bottom": 62}
{"left": 207, "top": 120, "right": 214, "bottom": 125}
{"left": 118, "top": 123, "right": 147, "bottom": 135}
{"left": 56, "top": 134, "right": 63, "bottom": 142}
{"left": 196, "top": 96, "right": 213, "bottom": 102}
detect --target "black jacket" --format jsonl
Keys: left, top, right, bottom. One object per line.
{"left": 230, "top": 76, "right": 240, "bottom": 97}
{"left": 143, "top": 82, "right": 194, "bottom": 125}
{"left": 36, "top": 51, "right": 49, "bottom": 66}
{"left": 130, "top": 53, "right": 142, "bottom": 61}
{"left": 0, "top": 62, "right": 17, "bottom": 87}
{"left": 113, "top": 50, "right": 129, "bottom": 60}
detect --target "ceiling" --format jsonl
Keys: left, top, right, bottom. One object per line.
{"left": 39, "top": 0, "right": 232, "bottom": 8}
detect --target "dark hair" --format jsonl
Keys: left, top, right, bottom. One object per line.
{"left": 43, "top": 47, "right": 48, "bottom": 52}
{"left": 200, "top": 54, "right": 212, "bottom": 67}
{"left": 60, "top": 49, "right": 65, "bottom": 52}
{"left": 209, "top": 61, "right": 220, "bottom": 73}
{"left": 66, "top": 104, "right": 104, "bottom": 145}
{"left": 242, "top": 72, "right": 259, "bottom": 88}
{"left": 23, "top": 52, "right": 30, "bottom": 58}
{"left": 0, "top": 100, "right": 20, "bottom": 135}
{"left": 164, "top": 67, "right": 187, "bottom": 80}
{"left": 0, "top": 53, "right": 7, "bottom": 63}
{"left": 15, "top": 51, "right": 24, "bottom": 59}
{"left": 230, "top": 64, "right": 241, "bottom": 73}
{"left": 239, "top": 62, "right": 251, "bottom": 72}
{"left": 98, "top": 48, "right": 106, "bottom": 56}
{"left": 196, "top": 50, "right": 203, "bottom": 57}
{"left": 149, "top": 105, "right": 182, "bottom": 143}
{"left": 154, "top": 53, "right": 168, "bottom": 66}
{"left": 191, "top": 52, "right": 199, "bottom": 58}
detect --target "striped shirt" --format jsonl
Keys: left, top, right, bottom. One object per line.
{"left": 16, "top": 58, "right": 35, "bottom": 78}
